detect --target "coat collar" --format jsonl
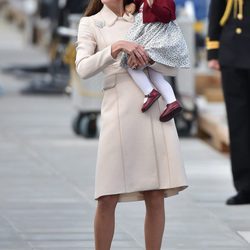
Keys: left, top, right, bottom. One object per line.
{"left": 100, "top": 4, "right": 134, "bottom": 26}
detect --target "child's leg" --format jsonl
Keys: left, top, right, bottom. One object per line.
{"left": 127, "top": 68, "right": 154, "bottom": 95}
{"left": 148, "top": 68, "right": 176, "bottom": 104}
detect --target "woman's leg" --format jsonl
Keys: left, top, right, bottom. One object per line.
{"left": 143, "top": 190, "right": 165, "bottom": 250}
{"left": 148, "top": 68, "right": 176, "bottom": 104}
{"left": 127, "top": 68, "right": 154, "bottom": 95}
{"left": 94, "top": 195, "right": 119, "bottom": 250}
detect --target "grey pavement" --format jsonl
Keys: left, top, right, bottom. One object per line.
{"left": 0, "top": 11, "right": 250, "bottom": 250}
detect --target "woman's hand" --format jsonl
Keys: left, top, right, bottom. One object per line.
{"left": 127, "top": 55, "right": 140, "bottom": 69}
{"left": 208, "top": 59, "right": 220, "bottom": 71}
{"left": 111, "top": 40, "right": 149, "bottom": 67}
{"left": 127, "top": 54, "right": 151, "bottom": 69}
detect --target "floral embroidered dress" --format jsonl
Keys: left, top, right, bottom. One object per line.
{"left": 121, "top": 3, "right": 190, "bottom": 68}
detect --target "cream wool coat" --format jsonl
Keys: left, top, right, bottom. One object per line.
{"left": 76, "top": 5, "right": 188, "bottom": 202}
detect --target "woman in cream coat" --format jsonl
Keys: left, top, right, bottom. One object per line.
{"left": 75, "top": 0, "right": 188, "bottom": 249}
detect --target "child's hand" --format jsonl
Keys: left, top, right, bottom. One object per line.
{"left": 125, "top": 3, "right": 136, "bottom": 14}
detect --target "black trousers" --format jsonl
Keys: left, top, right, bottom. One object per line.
{"left": 221, "top": 67, "right": 250, "bottom": 194}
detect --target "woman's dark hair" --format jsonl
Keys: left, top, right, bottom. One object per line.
{"left": 84, "top": 0, "right": 134, "bottom": 16}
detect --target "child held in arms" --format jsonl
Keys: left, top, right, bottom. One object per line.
{"left": 122, "top": 0, "right": 190, "bottom": 122}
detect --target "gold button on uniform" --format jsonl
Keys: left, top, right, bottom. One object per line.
{"left": 236, "top": 28, "right": 242, "bottom": 34}
{"left": 237, "top": 13, "right": 243, "bottom": 20}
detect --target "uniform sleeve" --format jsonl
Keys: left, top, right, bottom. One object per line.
{"left": 207, "top": 0, "right": 226, "bottom": 60}
{"left": 150, "top": 0, "right": 176, "bottom": 22}
{"left": 75, "top": 17, "right": 116, "bottom": 79}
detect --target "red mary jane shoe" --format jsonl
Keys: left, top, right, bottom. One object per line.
{"left": 159, "top": 100, "right": 182, "bottom": 122}
{"left": 141, "top": 89, "right": 161, "bottom": 113}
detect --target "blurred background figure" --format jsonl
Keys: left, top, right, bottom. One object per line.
{"left": 207, "top": 0, "right": 250, "bottom": 205}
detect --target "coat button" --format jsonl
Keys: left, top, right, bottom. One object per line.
{"left": 236, "top": 28, "right": 242, "bottom": 34}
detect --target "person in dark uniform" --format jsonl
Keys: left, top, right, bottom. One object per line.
{"left": 207, "top": 0, "right": 250, "bottom": 205}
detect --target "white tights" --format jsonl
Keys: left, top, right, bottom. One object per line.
{"left": 127, "top": 67, "right": 176, "bottom": 104}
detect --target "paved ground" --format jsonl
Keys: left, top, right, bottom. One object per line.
{"left": 0, "top": 10, "right": 250, "bottom": 250}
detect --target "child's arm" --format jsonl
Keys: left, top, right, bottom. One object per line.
{"left": 147, "top": 0, "right": 176, "bottom": 22}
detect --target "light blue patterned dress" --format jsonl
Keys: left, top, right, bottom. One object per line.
{"left": 121, "top": 5, "right": 190, "bottom": 69}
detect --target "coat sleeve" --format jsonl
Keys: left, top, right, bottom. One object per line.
{"left": 150, "top": 0, "right": 176, "bottom": 23}
{"left": 75, "top": 17, "right": 116, "bottom": 79}
{"left": 207, "top": 0, "right": 226, "bottom": 60}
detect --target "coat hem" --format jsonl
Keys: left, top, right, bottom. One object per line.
{"left": 95, "top": 185, "right": 188, "bottom": 203}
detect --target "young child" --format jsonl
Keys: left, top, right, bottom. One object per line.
{"left": 121, "top": 0, "right": 190, "bottom": 122}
